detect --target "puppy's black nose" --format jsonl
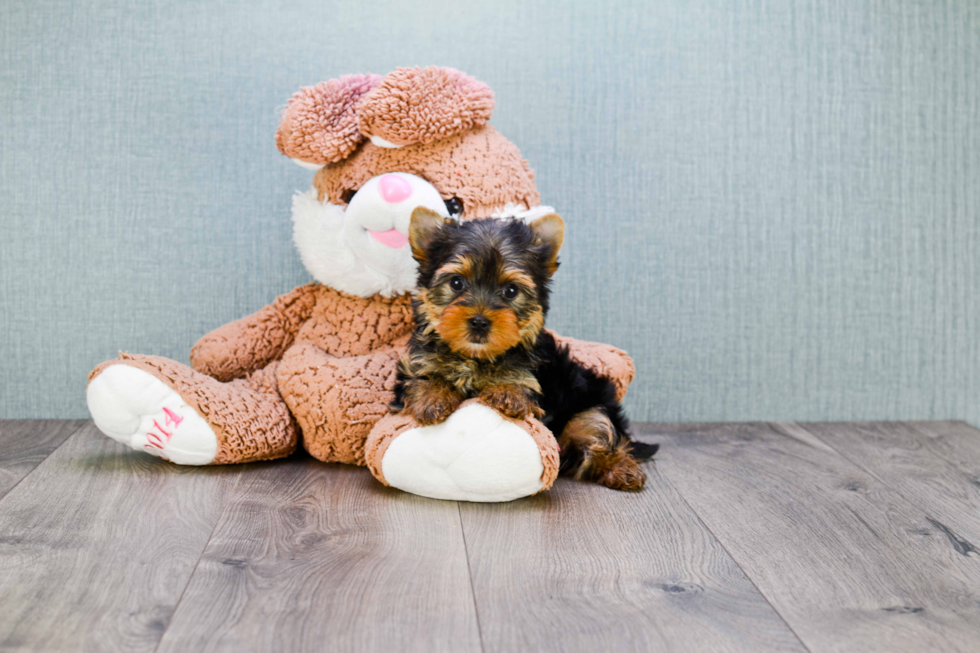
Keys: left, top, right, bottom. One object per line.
{"left": 469, "top": 315, "right": 491, "bottom": 333}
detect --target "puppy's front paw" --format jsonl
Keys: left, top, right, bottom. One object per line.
{"left": 411, "top": 398, "right": 459, "bottom": 426}
{"left": 479, "top": 384, "right": 540, "bottom": 420}
{"left": 405, "top": 380, "right": 462, "bottom": 426}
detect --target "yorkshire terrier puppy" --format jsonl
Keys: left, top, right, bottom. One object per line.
{"left": 391, "top": 207, "right": 658, "bottom": 491}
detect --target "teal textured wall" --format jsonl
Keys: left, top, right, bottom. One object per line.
{"left": 1, "top": 0, "right": 978, "bottom": 422}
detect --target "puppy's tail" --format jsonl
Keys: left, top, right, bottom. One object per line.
{"left": 628, "top": 440, "right": 660, "bottom": 461}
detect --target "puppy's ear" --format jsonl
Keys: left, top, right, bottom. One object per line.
{"left": 409, "top": 207, "right": 449, "bottom": 263}
{"left": 529, "top": 214, "right": 564, "bottom": 276}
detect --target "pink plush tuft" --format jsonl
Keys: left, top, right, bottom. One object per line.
{"left": 276, "top": 73, "right": 382, "bottom": 165}
{"left": 357, "top": 66, "right": 495, "bottom": 147}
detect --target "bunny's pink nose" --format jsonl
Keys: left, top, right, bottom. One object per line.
{"left": 378, "top": 174, "right": 412, "bottom": 203}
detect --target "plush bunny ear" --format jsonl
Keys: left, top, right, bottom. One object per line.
{"left": 275, "top": 73, "right": 383, "bottom": 166}
{"left": 357, "top": 67, "right": 495, "bottom": 148}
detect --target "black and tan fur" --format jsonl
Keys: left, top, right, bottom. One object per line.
{"left": 392, "top": 207, "right": 657, "bottom": 491}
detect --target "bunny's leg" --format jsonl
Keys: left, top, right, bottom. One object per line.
{"left": 87, "top": 355, "right": 297, "bottom": 465}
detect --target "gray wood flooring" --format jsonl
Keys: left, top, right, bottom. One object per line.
{"left": 1, "top": 420, "right": 979, "bottom": 652}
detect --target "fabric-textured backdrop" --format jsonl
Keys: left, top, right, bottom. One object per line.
{"left": 1, "top": 0, "right": 977, "bottom": 422}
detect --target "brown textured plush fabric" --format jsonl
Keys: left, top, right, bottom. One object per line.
{"left": 191, "top": 284, "right": 412, "bottom": 379}
{"left": 363, "top": 411, "right": 417, "bottom": 484}
{"left": 291, "top": 287, "right": 413, "bottom": 357}
{"left": 277, "top": 342, "right": 403, "bottom": 465}
{"left": 519, "top": 414, "right": 561, "bottom": 492}
{"left": 363, "top": 398, "right": 561, "bottom": 493}
{"left": 549, "top": 331, "right": 637, "bottom": 402}
{"left": 357, "top": 67, "right": 495, "bottom": 147}
{"left": 89, "top": 354, "right": 298, "bottom": 464}
{"left": 87, "top": 285, "right": 633, "bottom": 476}
{"left": 275, "top": 74, "right": 382, "bottom": 165}
{"left": 193, "top": 285, "right": 414, "bottom": 465}
{"left": 190, "top": 283, "right": 319, "bottom": 382}
{"left": 313, "top": 126, "right": 541, "bottom": 218}
{"left": 88, "top": 67, "right": 638, "bottom": 502}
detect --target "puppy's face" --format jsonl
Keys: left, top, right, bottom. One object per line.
{"left": 409, "top": 209, "right": 564, "bottom": 360}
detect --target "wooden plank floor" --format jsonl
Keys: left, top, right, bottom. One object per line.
{"left": 1, "top": 420, "right": 979, "bottom": 652}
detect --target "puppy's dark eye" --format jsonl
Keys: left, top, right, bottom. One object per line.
{"left": 445, "top": 197, "right": 464, "bottom": 216}
{"left": 502, "top": 283, "right": 520, "bottom": 300}
{"left": 341, "top": 188, "right": 358, "bottom": 204}
{"left": 450, "top": 276, "right": 466, "bottom": 292}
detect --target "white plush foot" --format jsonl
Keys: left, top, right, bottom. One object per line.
{"left": 86, "top": 365, "right": 218, "bottom": 465}
{"left": 381, "top": 403, "right": 545, "bottom": 502}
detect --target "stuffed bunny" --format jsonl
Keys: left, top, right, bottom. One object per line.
{"left": 86, "top": 67, "right": 635, "bottom": 502}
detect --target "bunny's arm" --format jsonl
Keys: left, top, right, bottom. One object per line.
{"left": 548, "top": 331, "right": 636, "bottom": 402}
{"left": 190, "top": 284, "right": 319, "bottom": 382}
